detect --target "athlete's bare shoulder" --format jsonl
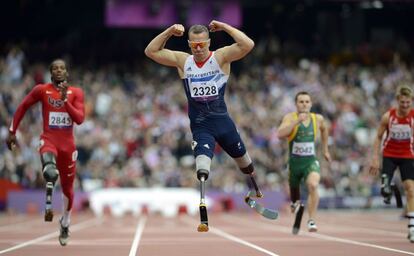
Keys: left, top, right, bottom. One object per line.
{"left": 315, "top": 113, "right": 325, "bottom": 122}
{"left": 280, "top": 112, "right": 296, "bottom": 124}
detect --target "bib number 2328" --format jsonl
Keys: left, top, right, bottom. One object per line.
{"left": 190, "top": 81, "right": 218, "bottom": 101}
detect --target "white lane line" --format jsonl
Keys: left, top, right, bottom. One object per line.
{"left": 182, "top": 216, "right": 279, "bottom": 256}
{"left": 129, "top": 217, "right": 147, "bottom": 256}
{"left": 309, "top": 232, "right": 414, "bottom": 255}
{"left": 0, "top": 217, "right": 102, "bottom": 254}
{"left": 225, "top": 215, "right": 414, "bottom": 256}
{"left": 210, "top": 227, "right": 280, "bottom": 256}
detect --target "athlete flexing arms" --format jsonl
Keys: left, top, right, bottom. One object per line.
{"left": 6, "top": 59, "right": 85, "bottom": 246}
{"left": 145, "top": 20, "right": 263, "bottom": 231}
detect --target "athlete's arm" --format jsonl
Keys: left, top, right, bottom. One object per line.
{"left": 277, "top": 113, "right": 307, "bottom": 139}
{"left": 278, "top": 114, "right": 298, "bottom": 139}
{"left": 211, "top": 20, "right": 254, "bottom": 64}
{"left": 9, "top": 85, "right": 42, "bottom": 134}
{"left": 318, "top": 114, "right": 331, "bottom": 162}
{"left": 369, "top": 112, "right": 389, "bottom": 175}
{"left": 64, "top": 88, "right": 85, "bottom": 125}
{"left": 144, "top": 24, "right": 189, "bottom": 69}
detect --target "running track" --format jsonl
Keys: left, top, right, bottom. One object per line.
{"left": 0, "top": 210, "right": 412, "bottom": 256}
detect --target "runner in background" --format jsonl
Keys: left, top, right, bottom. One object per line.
{"left": 277, "top": 91, "right": 331, "bottom": 233}
{"left": 6, "top": 59, "right": 85, "bottom": 246}
{"left": 369, "top": 85, "right": 414, "bottom": 243}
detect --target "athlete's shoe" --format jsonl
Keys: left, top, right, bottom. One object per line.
{"left": 307, "top": 219, "right": 318, "bottom": 232}
{"left": 290, "top": 201, "right": 301, "bottom": 214}
{"left": 408, "top": 228, "right": 414, "bottom": 243}
{"left": 59, "top": 218, "right": 70, "bottom": 246}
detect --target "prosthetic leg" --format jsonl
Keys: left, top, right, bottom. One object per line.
{"left": 197, "top": 169, "right": 209, "bottom": 232}
{"left": 381, "top": 173, "right": 403, "bottom": 208}
{"left": 243, "top": 166, "right": 278, "bottom": 220}
{"left": 292, "top": 203, "right": 305, "bottom": 235}
{"left": 289, "top": 187, "right": 305, "bottom": 234}
{"left": 381, "top": 174, "right": 392, "bottom": 205}
{"left": 41, "top": 153, "right": 59, "bottom": 222}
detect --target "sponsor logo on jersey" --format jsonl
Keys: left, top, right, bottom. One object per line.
{"left": 48, "top": 96, "right": 64, "bottom": 108}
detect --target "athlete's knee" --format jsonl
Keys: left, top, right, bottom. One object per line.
{"left": 197, "top": 169, "right": 209, "bottom": 181}
{"left": 41, "top": 152, "right": 59, "bottom": 183}
{"left": 240, "top": 163, "right": 254, "bottom": 175}
{"left": 234, "top": 153, "right": 253, "bottom": 174}
{"left": 307, "top": 182, "right": 318, "bottom": 193}
{"left": 196, "top": 155, "right": 211, "bottom": 181}
{"left": 404, "top": 182, "right": 414, "bottom": 198}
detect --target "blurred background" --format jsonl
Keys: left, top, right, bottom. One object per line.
{"left": 0, "top": 0, "right": 413, "bottom": 215}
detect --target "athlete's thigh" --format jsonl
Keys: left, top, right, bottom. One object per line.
{"left": 382, "top": 157, "right": 398, "bottom": 179}
{"left": 304, "top": 160, "right": 321, "bottom": 181}
{"left": 192, "top": 130, "right": 215, "bottom": 159}
{"left": 289, "top": 167, "right": 304, "bottom": 189}
{"left": 38, "top": 137, "right": 58, "bottom": 156}
{"left": 398, "top": 158, "right": 414, "bottom": 181}
{"left": 216, "top": 116, "right": 246, "bottom": 158}
{"left": 56, "top": 147, "right": 77, "bottom": 189}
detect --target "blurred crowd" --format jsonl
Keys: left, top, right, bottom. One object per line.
{"left": 0, "top": 41, "right": 412, "bottom": 200}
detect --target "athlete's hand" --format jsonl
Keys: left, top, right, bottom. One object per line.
{"left": 209, "top": 20, "right": 227, "bottom": 32}
{"left": 58, "top": 81, "right": 69, "bottom": 102}
{"left": 297, "top": 112, "right": 308, "bottom": 123}
{"left": 369, "top": 157, "right": 380, "bottom": 176}
{"left": 324, "top": 151, "right": 332, "bottom": 163}
{"left": 168, "top": 24, "right": 185, "bottom": 37}
{"left": 6, "top": 133, "right": 17, "bottom": 151}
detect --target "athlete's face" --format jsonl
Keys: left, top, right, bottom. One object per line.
{"left": 296, "top": 94, "right": 312, "bottom": 113}
{"left": 50, "top": 60, "right": 68, "bottom": 83}
{"left": 397, "top": 95, "right": 412, "bottom": 114}
{"left": 188, "top": 32, "right": 210, "bottom": 58}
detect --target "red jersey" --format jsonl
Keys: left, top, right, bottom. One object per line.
{"left": 383, "top": 108, "right": 414, "bottom": 158}
{"left": 9, "top": 83, "right": 85, "bottom": 144}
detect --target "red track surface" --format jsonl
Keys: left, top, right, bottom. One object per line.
{"left": 0, "top": 209, "right": 413, "bottom": 256}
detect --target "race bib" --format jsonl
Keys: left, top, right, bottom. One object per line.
{"left": 390, "top": 124, "right": 411, "bottom": 140}
{"left": 189, "top": 80, "right": 219, "bottom": 101}
{"left": 292, "top": 142, "right": 315, "bottom": 156}
{"left": 49, "top": 112, "right": 72, "bottom": 128}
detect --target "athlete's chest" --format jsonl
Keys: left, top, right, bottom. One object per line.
{"left": 388, "top": 116, "right": 413, "bottom": 141}
{"left": 41, "top": 87, "right": 72, "bottom": 110}
{"left": 295, "top": 124, "right": 314, "bottom": 140}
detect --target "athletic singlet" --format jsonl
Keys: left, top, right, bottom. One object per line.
{"left": 288, "top": 112, "right": 318, "bottom": 170}
{"left": 182, "top": 52, "right": 229, "bottom": 119}
{"left": 383, "top": 108, "right": 414, "bottom": 158}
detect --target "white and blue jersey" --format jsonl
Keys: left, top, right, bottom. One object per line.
{"left": 182, "top": 52, "right": 246, "bottom": 159}
{"left": 182, "top": 52, "right": 229, "bottom": 119}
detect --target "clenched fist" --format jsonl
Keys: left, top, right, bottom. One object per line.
{"left": 6, "top": 133, "right": 17, "bottom": 151}
{"left": 58, "top": 81, "right": 69, "bottom": 102}
{"left": 168, "top": 24, "right": 185, "bottom": 37}
{"left": 208, "top": 20, "right": 227, "bottom": 32}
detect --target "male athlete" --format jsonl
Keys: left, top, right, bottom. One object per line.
{"left": 278, "top": 91, "right": 331, "bottom": 233}
{"left": 145, "top": 20, "right": 265, "bottom": 231}
{"left": 369, "top": 85, "right": 414, "bottom": 243}
{"left": 6, "top": 59, "right": 85, "bottom": 246}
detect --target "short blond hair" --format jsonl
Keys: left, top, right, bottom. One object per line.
{"left": 396, "top": 84, "right": 413, "bottom": 98}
